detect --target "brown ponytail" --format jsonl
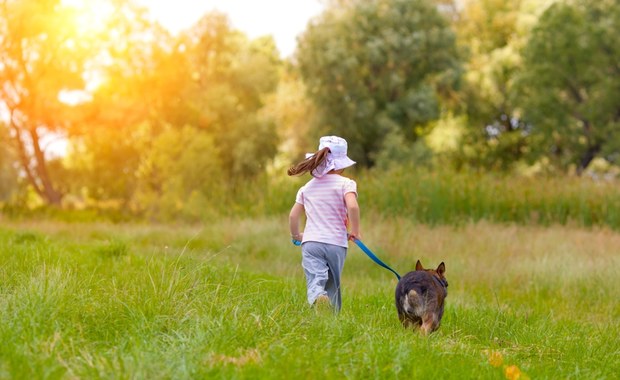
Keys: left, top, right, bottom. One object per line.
{"left": 287, "top": 147, "right": 330, "bottom": 176}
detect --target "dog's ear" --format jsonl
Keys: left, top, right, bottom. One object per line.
{"left": 436, "top": 262, "right": 445, "bottom": 276}
{"left": 415, "top": 260, "right": 424, "bottom": 271}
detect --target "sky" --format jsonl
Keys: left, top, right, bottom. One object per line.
{"left": 135, "top": 0, "right": 325, "bottom": 57}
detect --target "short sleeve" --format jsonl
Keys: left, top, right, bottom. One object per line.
{"left": 343, "top": 179, "right": 357, "bottom": 197}
{"left": 295, "top": 187, "right": 304, "bottom": 205}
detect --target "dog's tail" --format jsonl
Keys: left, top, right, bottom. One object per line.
{"left": 405, "top": 289, "right": 425, "bottom": 317}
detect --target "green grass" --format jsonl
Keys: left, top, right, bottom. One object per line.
{"left": 358, "top": 168, "right": 620, "bottom": 229}
{"left": 4, "top": 169, "right": 620, "bottom": 231}
{"left": 1, "top": 218, "right": 619, "bottom": 379}
{"left": 216, "top": 168, "right": 620, "bottom": 231}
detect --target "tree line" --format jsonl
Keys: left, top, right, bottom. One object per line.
{"left": 1, "top": 0, "right": 618, "bottom": 215}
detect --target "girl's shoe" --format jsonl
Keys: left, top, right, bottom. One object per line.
{"left": 314, "top": 295, "right": 331, "bottom": 313}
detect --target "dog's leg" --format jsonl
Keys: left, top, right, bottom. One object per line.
{"left": 420, "top": 314, "right": 438, "bottom": 335}
{"left": 399, "top": 313, "right": 411, "bottom": 328}
{"left": 399, "top": 313, "right": 421, "bottom": 330}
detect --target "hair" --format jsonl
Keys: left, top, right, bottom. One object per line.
{"left": 287, "top": 147, "right": 330, "bottom": 176}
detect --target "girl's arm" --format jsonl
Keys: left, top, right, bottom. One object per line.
{"left": 345, "top": 192, "right": 360, "bottom": 240}
{"left": 289, "top": 203, "right": 305, "bottom": 241}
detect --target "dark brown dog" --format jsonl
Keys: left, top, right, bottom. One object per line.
{"left": 395, "top": 260, "right": 448, "bottom": 335}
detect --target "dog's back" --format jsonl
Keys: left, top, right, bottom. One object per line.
{"left": 395, "top": 261, "right": 447, "bottom": 334}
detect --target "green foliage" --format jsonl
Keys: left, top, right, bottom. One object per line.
{"left": 135, "top": 125, "right": 224, "bottom": 221}
{"left": 361, "top": 167, "right": 620, "bottom": 228}
{"left": 372, "top": 134, "right": 434, "bottom": 170}
{"left": 4, "top": 0, "right": 620, "bottom": 213}
{"left": 66, "top": 125, "right": 144, "bottom": 202}
{"left": 262, "top": 167, "right": 620, "bottom": 231}
{"left": 261, "top": 69, "right": 319, "bottom": 167}
{"left": 457, "top": 0, "right": 528, "bottom": 53}
{"left": 516, "top": 0, "right": 620, "bottom": 172}
{"left": 62, "top": 6, "right": 182, "bottom": 203}
{"left": 297, "top": 0, "right": 461, "bottom": 166}
{"left": 453, "top": 0, "right": 535, "bottom": 170}
{"left": 0, "top": 221, "right": 617, "bottom": 378}
{"left": 0, "top": 0, "right": 98, "bottom": 204}
{"left": 180, "top": 14, "right": 281, "bottom": 178}
{"left": 59, "top": 11, "right": 281, "bottom": 207}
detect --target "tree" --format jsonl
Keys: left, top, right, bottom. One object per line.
{"left": 179, "top": 13, "right": 281, "bottom": 178}
{"left": 134, "top": 125, "right": 224, "bottom": 220}
{"left": 67, "top": 10, "right": 281, "bottom": 207}
{"left": 0, "top": 0, "right": 94, "bottom": 204}
{"left": 517, "top": 0, "right": 620, "bottom": 173}
{"left": 65, "top": 2, "right": 179, "bottom": 203}
{"left": 261, "top": 68, "right": 319, "bottom": 167}
{"left": 451, "top": 0, "right": 540, "bottom": 171}
{"left": 296, "top": 0, "right": 461, "bottom": 166}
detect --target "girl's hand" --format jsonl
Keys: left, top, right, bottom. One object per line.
{"left": 291, "top": 232, "right": 303, "bottom": 246}
{"left": 348, "top": 232, "right": 361, "bottom": 241}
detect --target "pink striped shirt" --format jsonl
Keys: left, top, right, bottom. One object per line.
{"left": 295, "top": 174, "right": 357, "bottom": 248}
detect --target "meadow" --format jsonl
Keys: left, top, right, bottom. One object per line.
{"left": 1, "top": 215, "right": 618, "bottom": 379}
{"left": 3, "top": 0, "right": 620, "bottom": 377}
{"left": 8, "top": 168, "right": 620, "bottom": 231}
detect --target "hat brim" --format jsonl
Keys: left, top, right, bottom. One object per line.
{"left": 333, "top": 156, "right": 356, "bottom": 170}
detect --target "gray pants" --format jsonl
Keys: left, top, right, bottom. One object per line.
{"left": 301, "top": 242, "right": 347, "bottom": 312}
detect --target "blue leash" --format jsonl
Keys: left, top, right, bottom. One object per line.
{"left": 292, "top": 238, "right": 401, "bottom": 280}
{"left": 353, "top": 239, "right": 401, "bottom": 280}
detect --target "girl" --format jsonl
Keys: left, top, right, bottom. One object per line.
{"left": 288, "top": 136, "right": 361, "bottom": 312}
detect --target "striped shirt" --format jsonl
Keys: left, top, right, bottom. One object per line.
{"left": 295, "top": 174, "right": 357, "bottom": 248}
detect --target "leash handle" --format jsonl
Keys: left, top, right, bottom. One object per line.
{"left": 353, "top": 239, "right": 401, "bottom": 280}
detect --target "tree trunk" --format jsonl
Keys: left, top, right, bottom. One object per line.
{"left": 28, "top": 127, "right": 62, "bottom": 205}
{"left": 9, "top": 117, "right": 63, "bottom": 205}
{"left": 576, "top": 143, "right": 600, "bottom": 176}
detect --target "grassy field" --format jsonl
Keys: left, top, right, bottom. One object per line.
{"left": 1, "top": 217, "right": 619, "bottom": 379}
{"left": 6, "top": 169, "right": 620, "bottom": 231}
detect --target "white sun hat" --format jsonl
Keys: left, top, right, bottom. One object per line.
{"left": 306, "top": 135, "right": 356, "bottom": 177}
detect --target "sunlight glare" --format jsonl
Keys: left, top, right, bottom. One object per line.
{"left": 61, "top": 0, "right": 115, "bottom": 35}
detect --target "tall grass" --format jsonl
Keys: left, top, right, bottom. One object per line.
{"left": 3, "top": 168, "right": 619, "bottom": 230}
{"left": 257, "top": 168, "right": 620, "bottom": 230}
{"left": 1, "top": 219, "right": 618, "bottom": 379}
{"left": 361, "top": 168, "right": 620, "bottom": 228}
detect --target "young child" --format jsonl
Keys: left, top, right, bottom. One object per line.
{"left": 288, "top": 136, "right": 361, "bottom": 312}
